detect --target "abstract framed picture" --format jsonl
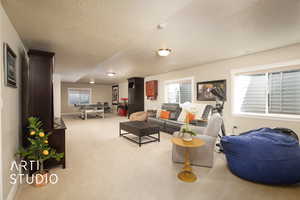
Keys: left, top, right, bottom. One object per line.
{"left": 112, "top": 85, "right": 119, "bottom": 105}
{"left": 197, "top": 79, "right": 226, "bottom": 101}
{"left": 3, "top": 43, "right": 17, "bottom": 88}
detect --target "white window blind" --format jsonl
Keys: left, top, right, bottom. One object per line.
{"left": 235, "top": 69, "right": 300, "bottom": 117}
{"left": 269, "top": 70, "right": 300, "bottom": 115}
{"left": 165, "top": 78, "right": 192, "bottom": 104}
{"left": 68, "top": 88, "right": 91, "bottom": 105}
{"left": 239, "top": 74, "right": 267, "bottom": 113}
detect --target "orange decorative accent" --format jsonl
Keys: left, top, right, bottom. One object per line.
{"left": 185, "top": 112, "right": 195, "bottom": 123}
{"left": 160, "top": 110, "right": 170, "bottom": 119}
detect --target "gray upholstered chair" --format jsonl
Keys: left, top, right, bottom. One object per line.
{"left": 172, "top": 113, "right": 223, "bottom": 168}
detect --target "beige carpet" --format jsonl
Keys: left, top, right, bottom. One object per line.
{"left": 15, "top": 114, "right": 300, "bottom": 200}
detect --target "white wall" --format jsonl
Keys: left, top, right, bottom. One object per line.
{"left": 143, "top": 44, "right": 300, "bottom": 136}
{"left": 0, "top": 3, "right": 26, "bottom": 200}
{"left": 61, "top": 82, "right": 112, "bottom": 114}
{"left": 53, "top": 74, "right": 61, "bottom": 118}
{"left": 118, "top": 81, "right": 128, "bottom": 100}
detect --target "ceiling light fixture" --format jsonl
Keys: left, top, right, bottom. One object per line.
{"left": 89, "top": 79, "right": 95, "bottom": 84}
{"left": 157, "top": 48, "right": 172, "bottom": 57}
{"left": 107, "top": 72, "right": 116, "bottom": 77}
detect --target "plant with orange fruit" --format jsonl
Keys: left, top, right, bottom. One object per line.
{"left": 17, "top": 117, "right": 64, "bottom": 175}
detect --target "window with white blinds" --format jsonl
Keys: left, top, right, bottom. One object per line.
{"left": 269, "top": 70, "right": 300, "bottom": 115}
{"left": 165, "top": 78, "right": 193, "bottom": 104}
{"left": 234, "top": 69, "right": 300, "bottom": 116}
{"left": 68, "top": 88, "right": 91, "bottom": 105}
{"left": 239, "top": 74, "right": 267, "bottom": 113}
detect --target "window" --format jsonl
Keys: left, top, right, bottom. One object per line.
{"left": 269, "top": 70, "right": 300, "bottom": 115}
{"left": 234, "top": 69, "right": 300, "bottom": 117}
{"left": 165, "top": 78, "right": 193, "bottom": 104}
{"left": 68, "top": 88, "right": 91, "bottom": 105}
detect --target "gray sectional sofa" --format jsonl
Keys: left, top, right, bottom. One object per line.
{"left": 148, "top": 103, "right": 212, "bottom": 134}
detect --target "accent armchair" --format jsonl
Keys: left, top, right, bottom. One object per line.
{"left": 172, "top": 113, "right": 223, "bottom": 168}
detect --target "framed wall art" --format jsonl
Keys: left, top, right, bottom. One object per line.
{"left": 3, "top": 43, "right": 17, "bottom": 88}
{"left": 197, "top": 79, "right": 226, "bottom": 101}
{"left": 112, "top": 85, "right": 119, "bottom": 105}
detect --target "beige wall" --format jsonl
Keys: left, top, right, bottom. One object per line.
{"left": 118, "top": 44, "right": 300, "bottom": 137}
{"left": 61, "top": 83, "right": 112, "bottom": 114}
{"left": 0, "top": 3, "right": 26, "bottom": 200}
{"left": 118, "top": 81, "right": 128, "bottom": 100}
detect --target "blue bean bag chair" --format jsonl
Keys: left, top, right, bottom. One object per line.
{"left": 221, "top": 128, "right": 300, "bottom": 185}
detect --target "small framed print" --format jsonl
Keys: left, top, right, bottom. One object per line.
{"left": 3, "top": 43, "right": 17, "bottom": 88}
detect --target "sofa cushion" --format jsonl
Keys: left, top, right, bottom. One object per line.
{"left": 160, "top": 110, "right": 170, "bottom": 119}
{"left": 161, "top": 103, "right": 181, "bottom": 120}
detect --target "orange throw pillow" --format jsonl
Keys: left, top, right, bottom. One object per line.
{"left": 160, "top": 110, "right": 170, "bottom": 119}
{"left": 185, "top": 112, "right": 196, "bottom": 123}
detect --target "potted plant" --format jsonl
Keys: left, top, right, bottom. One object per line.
{"left": 180, "top": 112, "right": 197, "bottom": 142}
{"left": 17, "top": 117, "right": 64, "bottom": 187}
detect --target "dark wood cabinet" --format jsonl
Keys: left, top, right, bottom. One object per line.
{"left": 22, "top": 50, "right": 54, "bottom": 132}
{"left": 146, "top": 80, "right": 158, "bottom": 100}
{"left": 22, "top": 49, "right": 66, "bottom": 169}
{"left": 128, "top": 77, "right": 144, "bottom": 116}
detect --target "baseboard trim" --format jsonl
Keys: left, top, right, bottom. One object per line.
{"left": 6, "top": 183, "right": 18, "bottom": 200}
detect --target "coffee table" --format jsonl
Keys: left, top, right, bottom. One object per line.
{"left": 172, "top": 137, "right": 205, "bottom": 182}
{"left": 119, "top": 121, "right": 160, "bottom": 147}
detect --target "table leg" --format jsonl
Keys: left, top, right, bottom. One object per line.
{"left": 177, "top": 148, "right": 197, "bottom": 182}
{"left": 139, "top": 136, "right": 141, "bottom": 147}
{"left": 158, "top": 131, "right": 160, "bottom": 142}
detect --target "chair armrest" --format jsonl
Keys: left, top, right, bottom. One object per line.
{"left": 179, "top": 124, "right": 206, "bottom": 135}
{"left": 190, "top": 125, "right": 206, "bottom": 135}
{"left": 194, "top": 134, "right": 216, "bottom": 146}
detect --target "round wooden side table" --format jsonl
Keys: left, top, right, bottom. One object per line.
{"left": 171, "top": 137, "right": 205, "bottom": 182}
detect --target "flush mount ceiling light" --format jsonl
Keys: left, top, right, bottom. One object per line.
{"left": 89, "top": 79, "right": 95, "bottom": 84}
{"left": 157, "top": 48, "right": 172, "bottom": 57}
{"left": 107, "top": 72, "right": 116, "bottom": 77}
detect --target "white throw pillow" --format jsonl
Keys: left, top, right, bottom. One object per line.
{"left": 177, "top": 109, "right": 187, "bottom": 122}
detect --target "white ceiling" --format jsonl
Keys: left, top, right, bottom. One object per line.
{"left": 2, "top": 0, "right": 300, "bottom": 84}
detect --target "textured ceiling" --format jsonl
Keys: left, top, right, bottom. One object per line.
{"left": 2, "top": 0, "right": 300, "bottom": 84}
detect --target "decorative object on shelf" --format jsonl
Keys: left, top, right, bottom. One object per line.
{"left": 3, "top": 43, "right": 17, "bottom": 88}
{"left": 112, "top": 85, "right": 119, "bottom": 105}
{"left": 146, "top": 80, "right": 158, "bottom": 100}
{"left": 197, "top": 80, "right": 226, "bottom": 101}
{"left": 16, "top": 117, "right": 64, "bottom": 187}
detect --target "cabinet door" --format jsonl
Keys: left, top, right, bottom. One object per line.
{"left": 28, "top": 53, "right": 54, "bottom": 131}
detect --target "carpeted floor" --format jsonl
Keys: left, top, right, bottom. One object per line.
{"left": 15, "top": 114, "right": 300, "bottom": 200}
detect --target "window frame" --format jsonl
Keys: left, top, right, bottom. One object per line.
{"left": 164, "top": 77, "right": 194, "bottom": 105}
{"left": 68, "top": 88, "right": 92, "bottom": 106}
{"left": 231, "top": 60, "right": 300, "bottom": 121}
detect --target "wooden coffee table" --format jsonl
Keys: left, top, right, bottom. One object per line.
{"left": 172, "top": 137, "right": 205, "bottom": 182}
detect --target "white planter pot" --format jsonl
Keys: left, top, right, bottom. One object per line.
{"left": 182, "top": 133, "right": 192, "bottom": 142}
